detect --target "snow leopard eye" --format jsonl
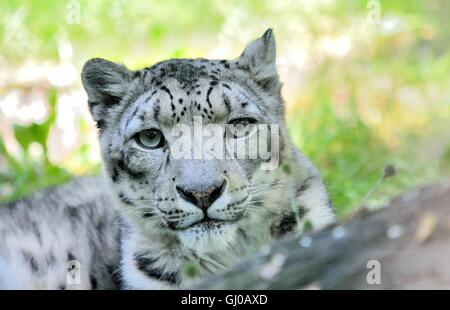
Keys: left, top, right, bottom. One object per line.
{"left": 227, "top": 117, "right": 257, "bottom": 139}
{"left": 134, "top": 129, "right": 165, "bottom": 149}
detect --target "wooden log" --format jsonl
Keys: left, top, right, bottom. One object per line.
{"left": 196, "top": 182, "right": 450, "bottom": 289}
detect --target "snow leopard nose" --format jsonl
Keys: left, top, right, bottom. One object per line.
{"left": 176, "top": 180, "right": 226, "bottom": 211}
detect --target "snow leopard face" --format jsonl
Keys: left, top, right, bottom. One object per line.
{"left": 82, "top": 29, "right": 290, "bottom": 253}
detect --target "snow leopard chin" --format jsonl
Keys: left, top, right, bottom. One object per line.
{"left": 177, "top": 222, "right": 238, "bottom": 255}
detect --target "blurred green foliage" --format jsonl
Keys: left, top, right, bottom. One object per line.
{"left": 0, "top": 0, "right": 449, "bottom": 216}
{"left": 0, "top": 89, "right": 71, "bottom": 200}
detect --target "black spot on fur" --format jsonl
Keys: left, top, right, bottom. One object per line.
{"left": 134, "top": 253, "right": 180, "bottom": 285}
{"left": 206, "top": 86, "right": 215, "bottom": 108}
{"left": 223, "top": 95, "right": 231, "bottom": 113}
{"left": 153, "top": 104, "right": 161, "bottom": 120}
{"left": 239, "top": 64, "right": 250, "bottom": 71}
{"left": 90, "top": 274, "right": 98, "bottom": 289}
{"left": 96, "top": 219, "right": 105, "bottom": 233}
{"left": 31, "top": 221, "right": 42, "bottom": 245}
{"left": 111, "top": 167, "right": 119, "bottom": 183}
{"left": 23, "top": 252, "right": 39, "bottom": 273}
{"left": 237, "top": 228, "right": 249, "bottom": 242}
{"left": 160, "top": 85, "right": 173, "bottom": 100}
{"left": 96, "top": 119, "right": 106, "bottom": 132}
{"left": 125, "top": 105, "right": 140, "bottom": 129}
{"left": 252, "top": 201, "right": 263, "bottom": 207}
{"left": 143, "top": 211, "right": 155, "bottom": 218}
{"left": 257, "top": 77, "right": 278, "bottom": 93}
{"left": 117, "top": 159, "right": 145, "bottom": 179}
{"left": 296, "top": 182, "right": 311, "bottom": 195}
{"left": 271, "top": 211, "right": 297, "bottom": 238}
{"left": 68, "top": 252, "right": 76, "bottom": 261}
{"left": 298, "top": 205, "right": 308, "bottom": 218}
{"left": 67, "top": 207, "right": 80, "bottom": 221}
{"left": 119, "top": 192, "right": 135, "bottom": 205}
{"left": 134, "top": 69, "right": 144, "bottom": 78}
{"left": 46, "top": 254, "right": 56, "bottom": 266}
{"left": 107, "top": 264, "right": 122, "bottom": 289}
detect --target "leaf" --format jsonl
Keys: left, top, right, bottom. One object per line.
{"left": 183, "top": 260, "right": 201, "bottom": 278}
{"left": 303, "top": 220, "right": 314, "bottom": 233}
{"left": 281, "top": 163, "right": 291, "bottom": 175}
{"left": 13, "top": 124, "right": 34, "bottom": 152}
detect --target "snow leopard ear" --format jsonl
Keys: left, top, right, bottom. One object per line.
{"left": 81, "top": 58, "right": 133, "bottom": 124}
{"left": 237, "top": 28, "right": 280, "bottom": 93}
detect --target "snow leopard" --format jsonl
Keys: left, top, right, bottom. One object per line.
{"left": 0, "top": 29, "right": 335, "bottom": 289}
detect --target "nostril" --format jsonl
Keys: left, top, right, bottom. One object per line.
{"left": 208, "top": 180, "right": 226, "bottom": 205}
{"left": 176, "top": 186, "right": 198, "bottom": 206}
{"left": 176, "top": 180, "right": 226, "bottom": 210}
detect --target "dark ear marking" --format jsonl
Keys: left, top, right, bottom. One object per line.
{"left": 262, "top": 28, "right": 274, "bottom": 45}
{"left": 81, "top": 58, "right": 133, "bottom": 125}
{"left": 256, "top": 77, "right": 277, "bottom": 92}
{"left": 237, "top": 28, "right": 280, "bottom": 94}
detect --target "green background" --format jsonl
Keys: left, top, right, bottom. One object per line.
{"left": 1, "top": 0, "right": 449, "bottom": 217}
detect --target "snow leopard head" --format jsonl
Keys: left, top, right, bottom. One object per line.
{"left": 81, "top": 29, "right": 292, "bottom": 254}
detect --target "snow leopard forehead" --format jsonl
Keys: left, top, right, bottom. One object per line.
{"left": 81, "top": 28, "right": 282, "bottom": 134}
{"left": 136, "top": 58, "right": 233, "bottom": 89}
{"left": 118, "top": 57, "right": 281, "bottom": 128}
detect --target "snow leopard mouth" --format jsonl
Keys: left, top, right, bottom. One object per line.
{"left": 180, "top": 218, "right": 238, "bottom": 231}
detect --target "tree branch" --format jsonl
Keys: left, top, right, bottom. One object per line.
{"left": 196, "top": 182, "right": 450, "bottom": 289}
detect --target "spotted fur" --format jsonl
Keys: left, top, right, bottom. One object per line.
{"left": 0, "top": 177, "right": 120, "bottom": 289}
{"left": 0, "top": 29, "right": 334, "bottom": 289}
